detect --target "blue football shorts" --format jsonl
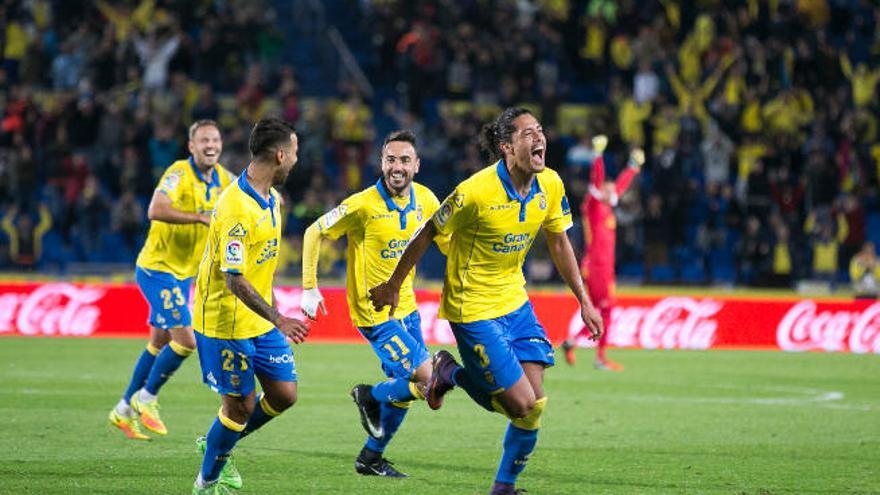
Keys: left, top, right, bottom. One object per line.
{"left": 195, "top": 328, "right": 297, "bottom": 397}
{"left": 358, "top": 310, "right": 430, "bottom": 379}
{"left": 135, "top": 266, "right": 192, "bottom": 330}
{"left": 450, "top": 301, "right": 555, "bottom": 394}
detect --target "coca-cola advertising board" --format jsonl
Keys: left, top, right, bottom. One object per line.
{"left": 0, "top": 282, "right": 878, "bottom": 354}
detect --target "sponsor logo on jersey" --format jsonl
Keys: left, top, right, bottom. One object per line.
{"left": 228, "top": 223, "right": 247, "bottom": 237}
{"left": 255, "top": 214, "right": 270, "bottom": 228}
{"left": 381, "top": 238, "right": 409, "bottom": 259}
{"left": 489, "top": 203, "right": 516, "bottom": 211}
{"left": 256, "top": 238, "right": 278, "bottom": 265}
{"left": 269, "top": 353, "right": 294, "bottom": 364}
{"left": 492, "top": 232, "right": 532, "bottom": 253}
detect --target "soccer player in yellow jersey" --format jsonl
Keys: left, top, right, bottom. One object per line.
{"left": 191, "top": 118, "right": 309, "bottom": 495}
{"left": 370, "top": 108, "right": 603, "bottom": 495}
{"left": 109, "top": 120, "right": 234, "bottom": 441}
{"left": 300, "top": 130, "right": 447, "bottom": 478}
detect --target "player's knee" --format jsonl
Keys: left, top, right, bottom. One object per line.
{"left": 168, "top": 340, "right": 195, "bottom": 357}
{"left": 494, "top": 395, "right": 535, "bottom": 419}
{"left": 266, "top": 390, "right": 297, "bottom": 413}
{"left": 170, "top": 327, "right": 196, "bottom": 350}
{"left": 148, "top": 337, "right": 168, "bottom": 351}
{"left": 223, "top": 399, "right": 253, "bottom": 424}
{"left": 279, "top": 392, "right": 297, "bottom": 410}
{"left": 509, "top": 398, "right": 536, "bottom": 419}
{"left": 511, "top": 397, "right": 547, "bottom": 431}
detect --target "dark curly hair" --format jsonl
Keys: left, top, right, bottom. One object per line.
{"left": 478, "top": 107, "right": 533, "bottom": 163}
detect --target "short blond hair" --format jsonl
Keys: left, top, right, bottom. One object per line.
{"left": 188, "top": 119, "right": 220, "bottom": 141}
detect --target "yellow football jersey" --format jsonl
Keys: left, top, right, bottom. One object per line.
{"left": 432, "top": 161, "right": 572, "bottom": 323}
{"left": 318, "top": 180, "right": 444, "bottom": 327}
{"left": 137, "top": 158, "right": 234, "bottom": 279}
{"left": 194, "top": 173, "right": 282, "bottom": 339}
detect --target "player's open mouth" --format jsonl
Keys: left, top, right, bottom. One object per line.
{"left": 531, "top": 147, "right": 544, "bottom": 162}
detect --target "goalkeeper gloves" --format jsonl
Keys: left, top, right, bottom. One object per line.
{"left": 592, "top": 134, "right": 608, "bottom": 153}
{"left": 301, "top": 287, "right": 327, "bottom": 320}
{"left": 628, "top": 148, "right": 645, "bottom": 169}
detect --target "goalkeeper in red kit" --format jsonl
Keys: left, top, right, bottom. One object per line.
{"left": 560, "top": 135, "right": 643, "bottom": 370}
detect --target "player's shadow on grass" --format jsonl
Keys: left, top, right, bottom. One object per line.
{"left": 245, "top": 444, "right": 486, "bottom": 473}
{"left": 244, "top": 445, "right": 492, "bottom": 475}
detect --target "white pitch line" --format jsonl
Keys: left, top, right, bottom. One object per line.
{"left": 596, "top": 388, "right": 879, "bottom": 411}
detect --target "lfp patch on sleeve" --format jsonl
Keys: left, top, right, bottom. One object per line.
{"left": 561, "top": 195, "right": 571, "bottom": 216}
{"left": 321, "top": 204, "right": 348, "bottom": 230}
{"left": 160, "top": 172, "right": 182, "bottom": 192}
{"left": 435, "top": 202, "right": 453, "bottom": 227}
{"left": 225, "top": 240, "right": 244, "bottom": 265}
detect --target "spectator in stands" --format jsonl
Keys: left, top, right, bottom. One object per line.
{"left": 191, "top": 84, "right": 219, "bottom": 122}
{"left": 701, "top": 121, "right": 734, "bottom": 187}
{"left": 642, "top": 193, "right": 671, "bottom": 279}
{"left": 1, "top": 204, "right": 52, "bottom": 269}
{"left": 837, "top": 194, "right": 866, "bottom": 273}
{"left": 75, "top": 175, "right": 109, "bottom": 257}
{"left": 810, "top": 222, "right": 846, "bottom": 283}
{"left": 111, "top": 190, "right": 145, "bottom": 252}
{"left": 565, "top": 133, "right": 597, "bottom": 173}
{"left": 633, "top": 59, "right": 659, "bottom": 104}
{"left": 331, "top": 91, "right": 374, "bottom": 189}
{"left": 767, "top": 222, "right": 794, "bottom": 288}
{"left": 736, "top": 216, "right": 770, "bottom": 285}
{"left": 850, "top": 242, "right": 880, "bottom": 299}
{"left": 133, "top": 25, "right": 182, "bottom": 90}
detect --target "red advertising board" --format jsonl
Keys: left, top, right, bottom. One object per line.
{"left": 0, "top": 282, "right": 878, "bottom": 354}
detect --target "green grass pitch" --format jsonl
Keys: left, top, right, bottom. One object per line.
{"left": 0, "top": 337, "right": 877, "bottom": 494}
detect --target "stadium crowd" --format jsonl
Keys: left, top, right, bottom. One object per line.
{"left": 1, "top": 0, "right": 879, "bottom": 290}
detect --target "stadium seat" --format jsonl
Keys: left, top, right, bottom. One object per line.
{"left": 867, "top": 212, "right": 880, "bottom": 245}
{"left": 709, "top": 246, "right": 735, "bottom": 266}
{"left": 618, "top": 262, "right": 645, "bottom": 281}
{"left": 649, "top": 264, "right": 677, "bottom": 283}
{"left": 418, "top": 245, "right": 447, "bottom": 280}
{"left": 710, "top": 262, "right": 737, "bottom": 284}
{"left": 680, "top": 261, "right": 707, "bottom": 284}
{"left": 40, "top": 230, "right": 71, "bottom": 270}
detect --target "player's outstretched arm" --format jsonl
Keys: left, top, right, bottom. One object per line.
{"left": 545, "top": 230, "right": 603, "bottom": 341}
{"left": 148, "top": 190, "right": 210, "bottom": 226}
{"left": 225, "top": 272, "right": 309, "bottom": 343}
{"left": 300, "top": 222, "right": 327, "bottom": 320}
{"left": 615, "top": 148, "right": 644, "bottom": 196}
{"left": 369, "top": 220, "right": 436, "bottom": 318}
